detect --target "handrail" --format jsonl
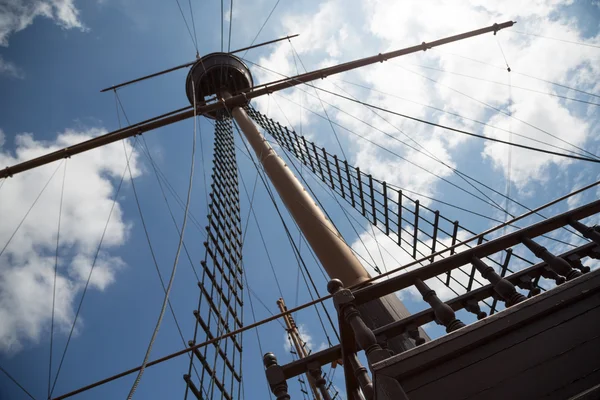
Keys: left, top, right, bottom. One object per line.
{"left": 278, "top": 241, "right": 599, "bottom": 380}
{"left": 352, "top": 199, "right": 600, "bottom": 305}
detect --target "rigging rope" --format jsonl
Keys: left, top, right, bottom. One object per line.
{"left": 126, "top": 80, "right": 197, "bottom": 398}
{"left": 48, "top": 159, "right": 67, "bottom": 399}
{"left": 298, "top": 73, "right": 600, "bottom": 164}
{"left": 395, "top": 63, "right": 600, "bottom": 161}
{"left": 51, "top": 175, "right": 600, "bottom": 400}
{"left": 240, "top": 0, "right": 281, "bottom": 59}
{"left": 240, "top": 267, "right": 275, "bottom": 400}
{"left": 269, "top": 89, "right": 583, "bottom": 250}
{"left": 278, "top": 135, "right": 484, "bottom": 301}
{"left": 247, "top": 106, "right": 527, "bottom": 295}
{"left": 187, "top": 0, "right": 198, "bottom": 55}
{"left": 183, "top": 115, "right": 244, "bottom": 400}
{"left": 231, "top": 116, "right": 340, "bottom": 344}
{"left": 499, "top": 37, "right": 514, "bottom": 240}
{"left": 221, "top": 0, "right": 224, "bottom": 51}
{"left": 240, "top": 57, "right": 594, "bottom": 250}
{"left": 0, "top": 160, "right": 64, "bottom": 259}
{"left": 136, "top": 137, "right": 202, "bottom": 280}
{"left": 269, "top": 95, "right": 382, "bottom": 273}
{"left": 237, "top": 147, "right": 275, "bottom": 400}
{"left": 434, "top": 50, "right": 600, "bottom": 100}
{"left": 408, "top": 63, "right": 600, "bottom": 107}
{"left": 289, "top": 40, "right": 348, "bottom": 160}
{"left": 0, "top": 365, "right": 36, "bottom": 400}
{"left": 114, "top": 91, "right": 207, "bottom": 391}
{"left": 50, "top": 149, "right": 132, "bottom": 396}
{"left": 320, "top": 74, "right": 511, "bottom": 221}
{"left": 174, "top": 0, "right": 198, "bottom": 54}
{"left": 227, "top": 0, "right": 234, "bottom": 52}
{"left": 334, "top": 78, "right": 592, "bottom": 159}
{"left": 509, "top": 30, "right": 600, "bottom": 50}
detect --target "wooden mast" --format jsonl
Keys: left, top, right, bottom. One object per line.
{"left": 277, "top": 298, "right": 323, "bottom": 400}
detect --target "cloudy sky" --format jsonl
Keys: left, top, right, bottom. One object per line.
{"left": 0, "top": 0, "right": 599, "bottom": 399}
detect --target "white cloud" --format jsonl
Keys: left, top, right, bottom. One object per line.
{"left": 249, "top": 0, "right": 599, "bottom": 199}
{"left": 0, "top": 128, "right": 140, "bottom": 353}
{"left": 282, "top": 324, "right": 327, "bottom": 355}
{"left": 0, "top": 0, "right": 86, "bottom": 46}
{"left": 0, "top": 54, "right": 23, "bottom": 78}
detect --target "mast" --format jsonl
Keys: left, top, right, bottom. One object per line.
{"left": 277, "top": 298, "right": 323, "bottom": 400}
{"left": 224, "top": 90, "right": 417, "bottom": 352}
{"left": 2, "top": 22, "right": 520, "bottom": 400}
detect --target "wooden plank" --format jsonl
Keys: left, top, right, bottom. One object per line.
{"left": 401, "top": 305, "right": 600, "bottom": 400}
{"left": 373, "top": 268, "right": 600, "bottom": 381}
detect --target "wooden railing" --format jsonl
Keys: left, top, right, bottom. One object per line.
{"left": 262, "top": 199, "right": 600, "bottom": 399}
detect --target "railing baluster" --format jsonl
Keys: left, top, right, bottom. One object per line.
{"left": 334, "top": 155, "right": 344, "bottom": 199}
{"left": 327, "top": 279, "right": 390, "bottom": 365}
{"left": 397, "top": 190, "right": 403, "bottom": 246}
{"left": 264, "top": 353, "right": 291, "bottom": 400}
{"left": 323, "top": 147, "right": 335, "bottom": 189}
{"left": 490, "top": 248, "right": 512, "bottom": 314}
{"left": 430, "top": 211, "right": 440, "bottom": 262}
{"left": 302, "top": 136, "right": 315, "bottom": 173}
{"left": 540, "top": 266, "right": 566, "bottom": 285}
{"left": 569, "top": 219, "right": 600, "bottom": 245}
{"left": 369, "top": 175, "right": 376, "bottom": 226}
{"left": 407, "top": 324, "right": 426, "bottom": 345}
{"left": 308, "top": 362, "right": 333, "bottom": 400}
{"left": 522, "top": 237, "right": 582, "bottom": 281}
{"left": 463, "top": 298, "right": 487, "bottom": 320}
{"left": 414, "top": 278, "right": 465, "bottom": 332}
{"left": 383, "top": 182, "right": 389, "bottom": 235}
{"left": 328, "top": 279, "right": 409, "bottom": 400}
{"left": 357, "top": 167, "right": 366, "bottom": 217}
{"left": 516, "top": 274, "right": 542, "bottom": 297}
{"left": 566, "top": 254, "right": 591, "bottom": 273}
{"left": 472, "top": 256, "right": 527, "bottom": 307}
{"left": 344, "top": 160, "right": 355, "bottom": 207}
{"left": 467, "top": 236, "right": 486, "bottom": 291}
{"left": 348, "top": 354, "right": 373, "bottom": 400}
{"left": 413, "top": 200, "right": 420, "bottom": 259}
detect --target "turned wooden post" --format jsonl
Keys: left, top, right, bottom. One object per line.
{"left": 522, "top": 237, "right": 582, "bottom": 281}
{"left": 308, "top": 361, "right": 332, "bottom": 400}
{"left": 472, "top": 256, "right": 527, "bottom": 307}
{"left": 407, "top": 324, "right": 426, "bottom": 345}
{"left": 515, "top": 275, "right": 542, "bottom": 297}
{"left": 463, "top": 298, "right": 487, "bottom": 320}
{"left": 327, "top": 279, "right": 390, "bottom": 365}
{"left": 347, "top": 353, "right": 374, "bottom": 400}
{"left": 566, "top": 254, "right": 591, "bottom": 273}
{"left": 414, "top": 278, "right": 465, "bottom": 333}
{"left": 541, "top": 266, "right": 566, "bottom": 285}
{"left": 569, "top": 219, "right": 600, "bottom": 245}
{"left": 264, "top": 353, "right": 291, "bottom": 400}
{"left": 327, "top": 279, "right": 409, "bottom": 400}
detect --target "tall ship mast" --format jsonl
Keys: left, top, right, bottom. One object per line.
{"left": 0, "top": 2, "right": 599, "bottom": 399}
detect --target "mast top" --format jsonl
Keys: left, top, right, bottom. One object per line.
{"left": 185, "top": 52, "right": 253, "bottom": 119}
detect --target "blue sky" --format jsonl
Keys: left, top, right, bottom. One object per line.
{"left": 0, "top": 0, "right": 599, "bottom": 399}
